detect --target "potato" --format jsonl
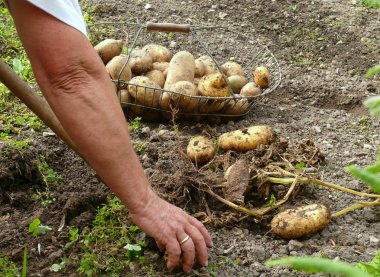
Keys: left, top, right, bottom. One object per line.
{"left": 196, "top": 56, "right": 218, "bottom": 75}
{"left": 218, "top": 125, "right": 273, "bottom": 152}
{"left": 94, "top": 39, "right": 124, "bottom": 64}
{"left": 198, "top": 73, "right": 230, "bottom": 97}
{"left": 143, "top": 69, "right": 165, "bottom": 88}
{"left": 195, "top": 59, "right": 205, "bottom": 77}
{"left": 223, "top": 159, "right": 250, "bottom": 205}
{"left": 117, "top": 89, "right": 131, "bottom": 108}
{"left": 129, "top": 105, "right": 161, "bottom": 122}
{"left": 128, "top": 49, "right": 153, "bottom": 75}
{"left": 240, "top": 82, "right": 262, "bottom": 97}
{"left": 223, "top": 97, "right": 249, "bottom": 115}
{"left": 227, "top": 75, "right": 248, "bottom": 94}
{"left": 170, "top": 81, "right": 199, "bottom": 112}
{"left": 253, "top": 66, "right": 270, "bottom": 88}
{"left": 198, "top": 98, "right": 225, "bottom": 114}
{"left": 127, "top": 76, "right": 162, "bottom": 108}
{"left": 143, "top": 44, "right": 171, "bottom": 62}
{"left": 152, "top": 61, "right": 170, "bottom": 73}
{"left": 194, "top": 77, "right": 201, "bottom": 86}
{"left": 271, "top": 204, "right": 331, "bottom": 239}
{"left": 187, "top": 136, "right": 216, "bottom": 163}
{"left": 106, "top": 55, "right": 132, "bottom": 84}
{"left": 221, "top": 61, "right": 245, "bottom": 77}
{"left": 164, "top": 51, "right": 195, "bottom": 90}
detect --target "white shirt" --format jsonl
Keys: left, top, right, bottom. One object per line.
{"left": 27, "top": 0, "right": 88, "bottom": 37}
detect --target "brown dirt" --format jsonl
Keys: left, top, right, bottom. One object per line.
{"left": 1, "top": 0, "right": 380, "bottom": 276}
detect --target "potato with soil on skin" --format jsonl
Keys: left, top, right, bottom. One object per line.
{"left": 128, "top": 49, "right": 153, "bottom": 75}
{"left": 221, "top": 61, "right": 245, "bottom": 77}
{"left": 198, "top": 73, "right": 230, "bottom": 97}
{"left": 127, "top": 76, "right": 162, "bottom": 108}
{"left": 223, "top": 97, "right": 249, "bottom": 115}
{"left": 240, "top": 82, "right": 262, "bottom": 97}
{"left": 143, "top": 69, "right": 165, "bottom": 88}
{"left": 196, "top": 55, "right": 218, "bottom": 75}
{"left": 117, "top": 89, "right": 131, "bottom": 108}
{"left": 170, "top": 81, "right": 199, "bottom": 112}
{"left": 143, "top": 44, "right": 171, "bottom": 62}
{"left": 218, "top": 125, "right": 273, "bottom": 152}
{"left": 228, "top": 75, "right": 248, "bottom": 94}
{"left": 94, "top": 39, "right": 124, "bottom": 64}
{"left": 128, "top": 105, "right": 162, "bottom": 122}
{"left": 187, "top": 136, "right": 216, "bottom": 163}
{"left": 271, "top": 204, "right": 331, "bottom": 239}
{"left": 195, "top": 59, "right": 206, "bottom": 77}
{"left": 253, "top": 66, "right": 270, "bottom": 88}
{"left": 198, "top": 98, "right": 225, "bottom": 114}
{"left": 164, "top": 51, "right": 195, "bottom": 90}
{"left": 106, "top": 55, "right": 132, "bottom": 84}
{"left": 152, "top": 61, "right": 170, "bottom": 73}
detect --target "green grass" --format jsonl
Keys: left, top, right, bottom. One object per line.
{"left": 361, "top": 0, "right": 380, "bottom": 8}
{"left": 0, "top": 256, "right": 19, "bottom": 277}
{"left": 78, "top": 196, "right": 149, "bottom": 276}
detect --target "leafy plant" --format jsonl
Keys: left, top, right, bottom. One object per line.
{"left": 0, "top": 256, "right": 19, "bottom": 277}
{"left": 361, "top": 0, "right": 380, "bottom": 8}
{"left": 50, "top": 257, "right": 68, "bottom": 273}
{"left": 69, "top": 227, "right": 79, "bottom": 242}
{"left": 28, "top": 218, "right": 52, "bottom": 237}
{"left": 129, "top": 117, "right": 142, "bottom": 131}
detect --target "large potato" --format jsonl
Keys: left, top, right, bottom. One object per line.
{"left": 271, "top": 204, "right": 331, "bottom": 239}
{"left": 253, "top": 66, "right": 270, "bottom": 88}
{"left": 221, "top": 61, "right": 245, "bottom": 77}
{"left": 143, "top": 44, "right": 171, "bottom": 62}
{"left": 94, "top": 39, "right": 124, "bottom": 64}
{"left": 240, "top": 82, "right": 262, "bottom": 97}
{"left": 106, "top": 55, "right": 132, "bottom": 84}
{"left": 195, "top": 59, "right": 205, "bottom": 77}
{"left": 218, "top": 125, "right": 273, "bottom": 152}
{"left": 223, "top": 97, "right": 249, "bottom": 115}
{"left": 187, "top": 136, "right": 216, "bottom": 163}
{"left": 127, "top": 76, "right": 162, "bottom": 108}
{"left": 196, "top": 56, "right": 218, "bottom": 75}
{"left": 164, "top": 51, "right": 195, "bottom": 90}
{"left": 198, "top": 73, "right": 230, "bottom": 97}
{"left": 170, "top": 81, "right": 199, "bottom": 112}
{"left": 227, "top": 75, "right": 248, "bottom": 94}
{"left": 143, "top": 69, "right": 165, "bottom": 88}
{"left": 128, "top": 49, "right": 153, "bottom": 75}
{"left": 152, "top": 61, "right": 170, "bottom": 73}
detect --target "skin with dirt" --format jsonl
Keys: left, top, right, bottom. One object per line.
{"left": 1, "top": 0, "right": 380, "bottom": 276}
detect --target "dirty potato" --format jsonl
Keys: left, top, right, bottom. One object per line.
{"left": 218, "top": 125, "right": 273, "bottom": 152}
{"left": 253, "top": 66, "right": 270, "bottom": 88}
{"left": 127, "top": 76, "right": 162, "bottom": 108}
{"left": 227, "top": 75, "right": 248, "bottom": 94}
{"left": 196, "top": 55, "right": 218, "bottom": 75}
{"left": 223, "top": 97, "right": 249, "bottom": 115}
{"left": 128, "top": 49, "right": 153, "bottom": 75}
{"left": 198, "top": 73, "right": 230, "bottom": 97}
{"left": 152, "top": 61, "right": 170, "bottom": 73}
{"left": 164, "top": 51, "right": 195, "bottom": 90}
{"left": 143, "top": 44, "right": 171, "bottom": 62}
{"left": 240, "top": 82, "right": 262, "bottom": 97}
{"left": 106, "top": 55, "right": 132, "bottom": 84}
{"left": 221, "top": 61, "right": 245, "bottom": 77}
{"left": 271, "top": 204, "right": 331, "bottom": 239}
{"left": 94, "top": 39, "right": 124, "bottom": 64}
{"left": 143, "top": 69, "right": 165, "bottom": 88}
{"left": 170, "top": 81, "right": 199, "bottom": 112}
{"left": 187, "top": 136, "right": 216, "bottom": 163}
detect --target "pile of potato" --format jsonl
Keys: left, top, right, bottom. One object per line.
{"left": 94, "top": 39, "right": 271, "bottom": 122}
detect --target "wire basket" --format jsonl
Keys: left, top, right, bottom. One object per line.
{"left": 89, "top": 21, "right": 281, "bottom": 123}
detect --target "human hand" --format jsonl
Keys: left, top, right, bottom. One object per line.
{"left": 129, "top": 191, "right": 213, "bottom": 272}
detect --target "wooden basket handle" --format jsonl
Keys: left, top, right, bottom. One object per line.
{"left": 146, "top": 22, "right": 191, "bottom": 33}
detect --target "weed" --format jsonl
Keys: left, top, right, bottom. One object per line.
{"left": 69, "top": 227, "right": 79, "bottom": 242}
{"left": 50, "top": 257, "right": 68, "bottom": 273}
{"left": 0, "top": 256, "right": 19, "bottom": 277}
{"left": 361, "top": 0, "right": 380, "bottom": 8}
{"left": 135, "top": 142, "right": 146, "bottom": 153}
{"left": 129, "top": 117, "right": 142, "bottom": 131}
{"left": 28, "top": 218, "right": 52, "bottom": 237}
{"left": 78, "top": 196, "right": 148, "bottom": 276}
{"left": 22, "top": 247, "right": 27, "bottom": 277}
{"left": 266, "top": 194, "right": 277, "bottom": 207}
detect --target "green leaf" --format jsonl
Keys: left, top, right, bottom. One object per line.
{"left": 266, "top": 257, "right": 371, "bottom": 277}
{"left": 28, "top": 218, "right": 41, "bottom": 233}
{"left": 12, "top": 58, "right": 24, "bottom": 74}
{"left": 364, "top": 96, "right": 380, "bottom": 116}
{"left": 295, "top": 162, "right": 305, "bottom": 169}
{"left": 356, "top": 251, "right": 380, "bottom": 276}
{"left": 28, "top": 218, "right": 52, "bottom": 237}
{"left": 50, "top": 257, "right": 68, "bottom": 272}
{"left": 346, "top": 165, "right": 380, "bottom": 193}
{"left": 22, "top": 246, "right": 27, "bottom": 277}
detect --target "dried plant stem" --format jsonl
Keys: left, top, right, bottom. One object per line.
{"left": 267, "top": 177, "right": 380, "bottom": 199}
{"left": 332, "top": 199, "right": 380, "bottom": 218}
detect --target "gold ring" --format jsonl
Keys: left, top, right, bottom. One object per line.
{"left": 179, "top": 235, "right": 190, "bottom": 245}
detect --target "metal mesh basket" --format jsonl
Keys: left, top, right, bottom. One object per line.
{"left": 89, "top": 21, "right": 281, "bottom": 122}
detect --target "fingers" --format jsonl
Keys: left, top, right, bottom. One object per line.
{"left": 188, "top": 216, "right": 213, "bottom": 248}
{"left": 156, "top": 241, "right": 165, "bottom": 252}
{"left": 165, "top": 238, "right": 181, "bottom": 271}
{"left": 177, "top": 233, "right": 195, "bottom": 273}
{"left": 185, "top": 224, "right": 209, "bottom": 267}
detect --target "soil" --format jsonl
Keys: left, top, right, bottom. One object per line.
{"left": 1, "top": 0, "right": 380, "bottom": 276}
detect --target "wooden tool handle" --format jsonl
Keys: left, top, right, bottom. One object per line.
{"left": 146, "top": 22, "right": 191, "bottom": 33}
{"left": 0, "top": 59, "right": 79, "bottom": 154}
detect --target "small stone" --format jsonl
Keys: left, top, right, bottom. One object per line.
{"left": 363, "top": 144, "right": 373, "bottom": 150}
{"left": 144, "top": 4, "right": 153, "bottom": 10}
{"left": 370, "top": 236, "right": 379, "bottom": 243}
{"left": 288, "top": 240, "right": 304, "bottom": 251}
{"left": 218, "top": 12, "right": 228, "bottom": 19}
{"left": 158, "top": 129, "right": 168, "bottom": 136}
{"left": 43, "top": 132, "right": 56, "bottom": 137}
{"left": 312, "top": 126, "right": 322, "bottom": 133}
{"left": 141, "top": 127, "right": 150, "bottom": 134}
{"left": 169, "top": 41, "right": 176, "bottom": 48}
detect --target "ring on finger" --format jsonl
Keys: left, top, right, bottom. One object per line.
{"left": 179, "top": 235, "right": 190, "bottom": 245}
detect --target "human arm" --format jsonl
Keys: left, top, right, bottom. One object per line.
{"left": 7, "top": 0, "right": 212, "bottom": 272}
